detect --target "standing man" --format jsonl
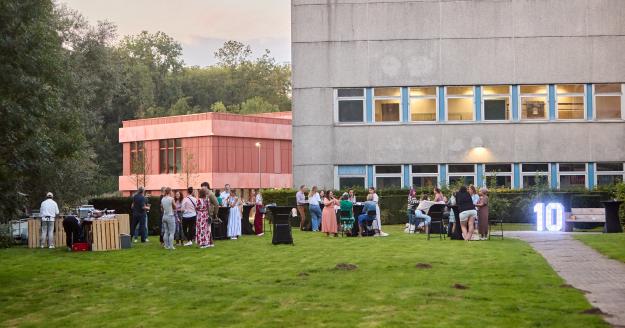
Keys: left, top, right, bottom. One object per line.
{"left": 296, "top": 185, "right": 308, "bottom": 230}
{"left": 219, "top": 184, "right": 231, "bottom": 200}
{"left": 201, "top": 182, "right": 220, "bottom": 218}
{"left": 131, "top": 187, "right": 150, "bottom": 243}
{"left": 39, "top": 192, "right": 59, "bottom": 248}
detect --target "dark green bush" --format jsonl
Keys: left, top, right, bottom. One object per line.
{"left": 89, "top": 196, "right": 163, "bottom": 235}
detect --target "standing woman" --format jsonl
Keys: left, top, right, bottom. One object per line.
{"left": 227, "top": 191, "right": 242, "bottom": 240}
{"left": 160, "top": 187, "right": 176, "bottom": 250}
{"left": 195, "top": 189, "right": 214, "bottom": 248}
{"left": 433, "top": 187, "right": 447, "bottom": 203}
{"left": 369, "top": 187, "right": 389, "bottom": 236}
{"left": 254, "top": 189, "right": 264, "bottom": 236}
{"left": 308, "top": 186, "right": 322, "bottom": 232}
{"left": 321, "top": 190, "right": 339, "bottom": 237}
{"left": 476, "top": 188, "right": 489, "bottom": 240}
{"left": 173, "top": 191, "right": 185, "bottom": 246}
{"left": 456, "top": 186, "right": 477, "bottom": 241}
{"left": 348, "top": 189, "right": 357, "bottom": 203}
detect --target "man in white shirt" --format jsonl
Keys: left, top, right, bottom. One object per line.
{"left": 39, "top": 192, "right": 59, "bottom": 248}
{"left": 220, "top": 184, "right": 231, "bottom": 200}
{"left": 295, "top": 185, "right": 308, "bottom": 230}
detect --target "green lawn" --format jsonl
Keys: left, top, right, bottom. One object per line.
{"left": 0, "top": 225, "right": 606, "bottom": 327}
{"left": 574, "top": 233, "right": 625, "bottom": 263}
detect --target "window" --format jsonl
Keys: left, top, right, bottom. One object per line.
{"left": 159, "top": 139, "right": 182, "bottom": 174}
{"left": 520, "top": 85, "right": 549, "bottom": 120}
{"left": 482, "top": 85, "right": 511, "bottom": 121}
{"left": 521, "top": 163, "right": 550, "bottom": 188}
{"left": 484, "top": 164, "right": 512, "bottom": 188}
{"left": 374, "top": 88, "right": 401, "bottom": 122}
{"left": 337, "top": 165, "right": 367, "bottom": 189}
{"left": 558, "top": 163, "right": 586, "bottom": 189}
{"left": 446, "top": 86, "right": 474, "bottom": 121}
{"left": 596, "top": 162, "right": 624, "bottom": 186}
{"left": 447, "top": 164, "right": 476, "bottom": 186}
{"left": 594, "top": 84, "right": 623, "bottom": 120}
{"left": 336, "top": 88, "right": 365, "bottom": 123}
{"left": 375, "top": 165, "right": 402, "bottom": 189}
{"left": 556, "top": 84, "right": 585, "bottom": 120}
{"left": 411, "top": 164, "right": 438, "bottom": 188}
{"left": 129, "top": 141, "right": 144, "bottom": 173}
{"left": 409, "top": 87, "right": 437, "bottom": 122}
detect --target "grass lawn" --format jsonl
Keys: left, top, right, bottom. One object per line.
{"left": 0, "top": 225, "right": 607, "bottom": 327}
{"left": 574, "top": 233, "right": 625, "bottom": 263}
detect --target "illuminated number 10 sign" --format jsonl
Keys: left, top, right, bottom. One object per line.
{"left": 534, "top": 202, "right": 564, "bottom": 232}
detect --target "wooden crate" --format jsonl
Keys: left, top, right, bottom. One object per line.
{"left": 54, "top": 220, "right": 66, "bottom": 247}
{"left": 27, "top": 219, "right": 66, "bottom": 248}
{"left": 116, "top": 214, "right": 130, "bottom": 235}
{"left": 91, "top": 219, "right": 120, "bottom": 251}
{"left": 27, "top": 219, "right": 40, "bottom": 248}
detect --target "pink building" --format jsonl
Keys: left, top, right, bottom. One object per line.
{"left": 118, "top": 111, "right": 292, "bottom": 196}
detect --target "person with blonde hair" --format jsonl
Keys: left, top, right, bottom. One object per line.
{"left": 308, "top": 186, "right": 322, "bottom": 232}
{"left": 476, "top": 187, "right": 490, "bottom": 240}
{"left": 160, "top": 187, "right": 176, "bottom": 250}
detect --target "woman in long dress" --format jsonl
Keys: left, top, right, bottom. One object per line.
{"left": 254, "top": 190, "right": 264, "bottom": 236}
{"left": 321, "top": 190, "right": 339, "bottom": 237}
{"left": 227, "top": 192, "right": 242, "bottom": 240}
{"left": 476, "top": 188, "right": 489, "bottom": 240}
{"left": 195, "top": 189, "right": 214, "bottom": 248}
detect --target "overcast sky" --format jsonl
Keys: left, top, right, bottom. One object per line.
{"left": 59, "top": 0, "right": 291, "bottom": 67}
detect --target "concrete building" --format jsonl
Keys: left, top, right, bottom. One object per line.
{"left": 118, "top": 112, "right": 292, "bottom": 196}
{"left": 292, "top": 0, "right": 625, "bottom": 190}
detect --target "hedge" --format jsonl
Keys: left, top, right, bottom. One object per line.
{"left": 89, "top": 196, "right": 163, "bottom": 235}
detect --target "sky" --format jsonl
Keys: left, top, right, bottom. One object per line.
{"left": 59, "top": 0, "right": 291, "bottom": 67}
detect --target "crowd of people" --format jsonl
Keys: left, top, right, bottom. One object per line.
{"left": 294, "top": 183, "right": 490, "bottom": 241}
{"left": 131, "top": 182, "right": 265, "bottom": 250}
{"left": 295, "top": 185, "right": 389, "bottom": 237}
{"left": 35, "top": 181, "right": 490, "bottom": 251}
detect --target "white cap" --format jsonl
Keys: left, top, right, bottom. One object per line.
{"left": 46, "top": 192, "right": 53, "bottom": 198}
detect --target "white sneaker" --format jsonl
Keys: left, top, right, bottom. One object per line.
{"left": 257, "top": 233, "right": 264, "bottom": 237}
{"left": 145, "top": 238, "right": 149, "bottom": 242}
{"left": 133, "top": 238, "right": 138, "bottom": 243}
{"left": 200, "top": 245, "right": 209, "bottom": 249}
{"left": 207, "top": 244, "right": 215, "bottom": 248}
{"left": 374, "top": 233, "right": 381, "bottom": 237}
{"left": 170, "top": 246, "right": 176, "bottom": 250}
{"left": 184, "top": 241, "right": 193, "bottom": 246}
{"left": 380, "top": 232, "right": 389, "bottom": 237}
{"left": 40, "top": 245, "right": 45, "bottom": 249}
{"left": 49, "top": 245, "right": 55, "bottom": 249}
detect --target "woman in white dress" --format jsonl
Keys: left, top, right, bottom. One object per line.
{"left": 227, "top": 192, "right": 242, "bottom": 240}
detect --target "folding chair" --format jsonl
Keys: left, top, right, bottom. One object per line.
{"left": 488, "top": 217, "right": 504, "bottom": 240}
{"left": 339, "top": 210, "right": 354, "bottom": 237}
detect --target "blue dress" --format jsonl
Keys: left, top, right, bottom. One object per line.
{"left": 227, "top": 197, "right": 242, "bottom": 238}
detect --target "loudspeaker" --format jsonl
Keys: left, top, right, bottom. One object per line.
{"left": 272, "top": 223, "right": 293, "bottom": 245}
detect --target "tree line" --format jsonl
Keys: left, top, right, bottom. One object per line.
{"left": 0, "top": 0, "right": 291, "bottom": 218}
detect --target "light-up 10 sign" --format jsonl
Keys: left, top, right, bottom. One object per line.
{"left": 534, "top": 202, "right": 564, "bottom": 232}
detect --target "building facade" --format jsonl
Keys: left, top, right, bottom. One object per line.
{"left": 118, "top": 112, "right": 292, "bottom": 196}
{"left": 292, "top": 0, "right": 625, "bottom": 190}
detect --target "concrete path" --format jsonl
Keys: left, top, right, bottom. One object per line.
{"left": 507, "top": 231, "right": 625, "bottom": 327}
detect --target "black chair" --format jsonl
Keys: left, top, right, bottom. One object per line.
{"left": 360, "top": 210, "right": 377, "bottom": 236}
{"left": 426, "top": 204, "right": 447, "bottom": 240}
{"left": 489, "top": 217, "right": 504, "bottom": 240}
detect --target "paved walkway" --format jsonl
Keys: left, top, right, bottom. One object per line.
{"left": 507, "top": 231, "right": 625, "bottom": 327}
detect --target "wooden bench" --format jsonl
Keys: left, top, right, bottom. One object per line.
{"left": 564, "top": 208, "right": 605, "bottom": 232}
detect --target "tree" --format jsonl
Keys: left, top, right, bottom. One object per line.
{"left": 0, "top": 0, "right": 100, "bottom": 217}
{"left": 177, "top": 152, "right": 200, "bottom": 189}
{"left": 130, "top": 151, "right": 150, "bottom": 190}
{"left": 239, "top": 96, "right": 279, "bottom": 114}
{"left": 215, "top": 40, "right": 252, "bottom": 67}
